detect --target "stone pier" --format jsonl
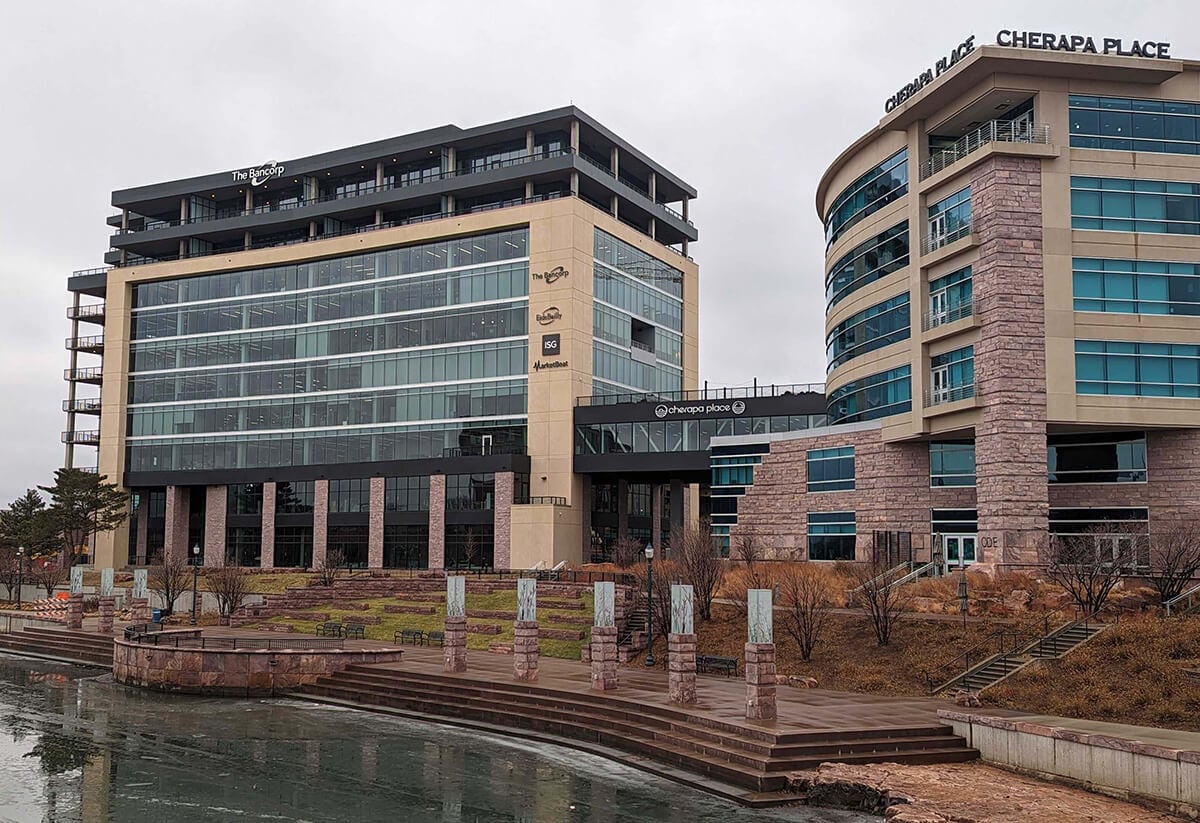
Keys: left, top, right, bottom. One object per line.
{"left": 66, "top": 592, "right": 84, "bottom": 630}
{"left": 97, "top": 596, "right": 115, "bottom": 634}
{"left": 668, "top": 633, "right": 697, "bottom": 704}
{"left": 745, "top": 642, "right": 777, "bottom": 720}
{"left": 513, "top": 620, "right": 539, "bottom": 682}
{"left": 590, "top": 626, "right": 618, "bottom": 691}
{"left": 130, "top": 598, "right": 150, "bottom": 623}
{"left": 443, "top": 615, "right": 467, "bottom": 673}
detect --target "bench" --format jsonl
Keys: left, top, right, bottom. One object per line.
{"left": 394, "top": 628, "right": 426, "bottom": 646}
{"left": 315, "top": 621, "right": 342, "bottom": 638}
{"left": 697, "top": 655, "right": 738, "bottom": 677}
{"left": 426, "top": 630, "right": 445, "bottom": 647}
{"left": 343, "top": 622, "right": 366, "bottom": 640}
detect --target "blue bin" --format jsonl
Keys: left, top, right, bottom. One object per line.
{"left": 151, "top": 608, "right": 163, "bottom": 624}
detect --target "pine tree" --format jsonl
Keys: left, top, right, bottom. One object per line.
{"left": 37, "top": 468, "right": 129, "bottom": 563}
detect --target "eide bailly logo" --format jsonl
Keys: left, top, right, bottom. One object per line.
{"left": 654, "top": 400, "right": 747, "bottom": 419}
{"left": 532, "top": 266, "right": 569, "bottom": 284}
{"left": 535, "top": 306, "right": 563, "bottom": 326}
{"left": 232, "top": 161, "right": 286, "bottom": 187}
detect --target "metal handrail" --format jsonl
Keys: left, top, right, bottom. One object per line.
{"left": 576, "top": 383, "right": 825, "bottom": 407}
{"left": 65, "top": 334, "right": 104, "bottom": 350}
{"left": 921, "top": 220, "right": 973, "bottom": 254}
{"left": 847, "top": 562, "right": 912, "bottom": 598}
{"left": 64, "top": 367, "right": 103, "bottom": 381}
{"left": 925, "top": 384, "right": 976, "bottom": 407}
{"left": 1164, "top": 582, "right": 1200, "bottom": 616}
{"left": 516, "top": 496, "right": 568, "bottom": 506}
{"left": 67, "top": 303, "right": 105, "bottom": 320}
{"left": 923, "top": 299, "right": 974, "bottom": 331}
{"left": 61, "top": 430, "right": 99, "bottom": 444}
{"left": 919, "top": 121, "right": 1052, "bottom": 180}
{"left": 927, "top": 628, "right": 1034, "bottom": 694}
{"left": 63, "top": 398, "right": 102, "bottom": 413}
{"left": 70, "top": 267, "right": 111, "bottom": 278}
{"left": 883, "top": 560, "right": 939, "bottom": 592}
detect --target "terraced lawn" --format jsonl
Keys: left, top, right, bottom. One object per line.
{"left": 261, "top": 589, "right": 594, "bottom": 660}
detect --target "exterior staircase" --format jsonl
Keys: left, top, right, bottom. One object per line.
{"left": 1164, "top": 582, "right": 1200, "bottom": 616}
{"left": 298, "top": 664, "right": 977, "bottom": 800}
{"left": 0, "top": 626, "right": 114, "bottom": 667}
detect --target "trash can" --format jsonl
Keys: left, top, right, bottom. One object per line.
{"left": 151, "top": 608, "right": 162, "bottom": 624}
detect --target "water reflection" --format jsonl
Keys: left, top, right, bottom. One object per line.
{"left": 0, "top": 655, "right": 873, "bottom": 822}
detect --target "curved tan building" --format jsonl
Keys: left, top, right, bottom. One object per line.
{"left": 713, "top": 36, "right": 1200, "bottom": 573}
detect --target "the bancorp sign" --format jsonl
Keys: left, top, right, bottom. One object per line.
{"left": 231, "top": 161, "right": 286, "bottom": 186}
{"left": 654, "top": 400, "right": 746, "bottom": 419}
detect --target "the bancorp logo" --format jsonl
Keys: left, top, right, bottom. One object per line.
{"left": 655, "top": 400, "right": 746, "bottom": 418}
{"left": 532, "top": 266, "right": 569, "bottom": 284}
{"left": 232, "top": 161, "right": 286, "bottom": 186}
{"left": 535, "top": 306, "right": 562, "bottom": 325}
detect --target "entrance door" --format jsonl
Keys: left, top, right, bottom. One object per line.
{"left": 942, "top": 534, "right": 977, "bottom": 573}
{"left": 480, "top": 434, "right": 493, "bottom": 455}
{"left": 930, "top": 289, "right": 949, "bottom": 327}
{"left": 930, "top": 365, "right": 951, "bottom": 404}
{"left": 1009, "top": 110, "right": 1033, "bottom": 141}
{"left": 928, "top": 212, "right": 951, "bottom": 250}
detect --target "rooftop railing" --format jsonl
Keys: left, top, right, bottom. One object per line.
{"left": 576, "top": 383, "right": 825, "bottom": 407}
{"left": 919, "top": 121, "right": 1051, "bottom": 180}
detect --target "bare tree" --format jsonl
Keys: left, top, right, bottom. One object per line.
{"left": 1147, "top": 521, "right": 1200, "bottom": 606}
{"left": 630, "top": 558, "right": 677, "bottom": 638}
{"left": 315, "top": 548, "right": 345, "bottom": 587}
{"left": 0, "top": 546, "right": 18, "bottom": 601}
{"left": 147, "top": 551, "right": 192, "bottom": 616}
{"left": 673, "top": 522, "right": 724, "bottom": 621}
{"left": 207, "top": 566, "right": 254, "bottom": 618}
{"left": 778, "top": 564, "right": 835, "bottom": 662}
{"left": 32, "top": 563, "right": 68, "bottom": 598}
{"left": 1039, "top": 524, "right": 1144, "bottom": 615}
{"left": 612, "top": 535, "right": 643, "bottom": 569}
{"left": 848, "top": 544, "right": 912, "bottom": 647}
{"left": 732, "top": 532, "right": 764, "bottom": 567}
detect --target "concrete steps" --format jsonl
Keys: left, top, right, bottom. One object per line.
{"left": 297, "top": 664, "right": 977, "bottom": 794}
{"left": 0, "top": 626, "right": 114, "bottom": 667}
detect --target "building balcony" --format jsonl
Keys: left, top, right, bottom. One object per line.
{"left": 78, "top": 466, "right": 98, "bottom": 474}
{"left": 921, "top": 219, "right": 973, "bottom": 255}
{"left": 576, "top": 382, "right": 825, "bottom": 407}
{"left": 63, "top": 398, "right": 102, "bottom": 414}
{"left": 515, "top": 496, "right": 568, "bottom": 506}
{"left": 67, "top": 302, "right": 106, "bottom": 324}
{"left": 64, "top": 366, "right": 103, "bottom": 384}
{"left": 925, "top": 383, "right": 976, "bottom": 407}
{"left": 919, "top": 121, "right": 1051, "bottom": 181}
{"left": 922, "top": 299, "right": 974, "bottom": 331}
{"left": 61, "top": 430, "right": 100, "bottom": 446}
{"left": 65, "top": 334, "right": 104, "bottom": 353}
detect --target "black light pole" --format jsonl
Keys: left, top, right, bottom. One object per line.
{"left": 190, "top": 543, "right": 201, "bottom": 626}
{"left": 644, "top": 543, "right": 655, "bottom": 668}
{"left": 15, "top": 546, "right": 24, "bottom": 610}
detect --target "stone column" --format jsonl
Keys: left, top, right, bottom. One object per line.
{"left": 312, "top": 479, "right": 329, "bottom": 570}
{"left": 66, "top": 592, "right": 83, "bottom": 630}
{"left": 513, "top": 621, "right": 539, "bottom": 682}
{"left": 444, "top": 575, "right": 466, "bottom": 672}
{"left": 164, "top": 485, "right": 189, "bottom": 564}
{"left": 590, "top": 626, "right": 618, "bottom": 690}
{"left": 745, "top": 589, "right": 776, "bottom": 720}
{"left": 203, "top": 485, "right": 226, "bottom": 567}
{"left": 493, "top": 472, "right": 513, "bottom": 570}
{"left": 97, "top": 596, "right": 115, "bottom": 634}
{"left": 428, "top": 474, "right": 446, "bottom": 570}
{"left": 260, "top": 481, "right": 276, "bottom": 569}
{"left": 130, "top": 598, "right": 149, "bottom": 623}
{"left": 670, "top": 634, "right": 697, "bottom": 703}
{"left": 368, "top": 477, "right": 385, "bottom": 570}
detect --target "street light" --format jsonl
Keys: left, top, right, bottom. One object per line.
{"left": 644, "top": 543, "right": 655, "bottom": 668}
{"left": 15, "top": 546, "right": 24, "bottom": 610}
{"left": 190, "top": 543, "right": 201, "bottom": 626}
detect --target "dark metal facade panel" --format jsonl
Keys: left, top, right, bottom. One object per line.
{"left": 573, "top": 392, "right": 827, "bottom": 425}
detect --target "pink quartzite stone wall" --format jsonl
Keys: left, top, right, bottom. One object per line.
{"left": 312, "top": 480, "right": 329, "bottom": 570}
{"left": 368, "top": 477, "right": 385, "bottom": 569}
{"left": 66, "top": 593, "right": 83, "bottom": 630}
{"left": 668, "top": 632, "right": 697, "bottom": 704}
{"left": 130, "top": 598, "right": 149, "bottom": 623}
{"left": 970, "top": 156, "right": 1048, "bottom": 566}
{"left": 590, "top": 625, "right": 618, "bottom": 690}
{"left": 745, "top": 642, "right": 777, "bottom": 720}
{"left": 97, "top": 596, "right": 115, "bottom": 634}
{"left": 512, "top": 620, "right": 539, "bottom": 681}
{"left": 204, "top": 485, "right": 227, "bottom": 567}
{"left": 428, "top": 475, "right": 446, "bottom": 570}
{"left": 260, "top": 482, "right": 276, "bottom": 569}
{"left": 494, "top": 472, "right": 513, "bottom": 570}
{"left": 443, "top": 614, "right": 466, "bottom": 672}
{"left": 164, "top": 485, "right": 190, "bottom": 564}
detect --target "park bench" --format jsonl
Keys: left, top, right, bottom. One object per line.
{"left": 395, "top": 628, "right": 426, "bottom": 645}
{"left": 426, "top": 630, "right": 445, "bottom": 647}
{"left": 697, "top": 655, "right": 738, "bottom": 677}
{"left": 343, "top": 622, "right": 366, "bottom": 640}
{"left": 315, "top": 621, "right": 343, "bottom": 638}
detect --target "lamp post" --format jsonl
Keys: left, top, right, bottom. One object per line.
{"left": 644, "top": 543, "right": 655, "bottom": 668}
{"left": 16, "top": 546, "right": 24, "bottom": 610}
{"left": 190, "top": 543, "right": 201, "bottom": 626}
{"left": 67, "top": 527, "right": 85, "bottom": 567}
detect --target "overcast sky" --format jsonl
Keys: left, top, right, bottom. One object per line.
{"left": 0, "top": 0, "right": 1193, "bottom": 503}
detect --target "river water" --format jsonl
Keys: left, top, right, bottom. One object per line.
{"left": 0, "top": 654, "right": 874, "bottom": 823}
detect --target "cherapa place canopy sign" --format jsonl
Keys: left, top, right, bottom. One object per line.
{"left": 654, "top": 401, "right": 745, "bottom": 419}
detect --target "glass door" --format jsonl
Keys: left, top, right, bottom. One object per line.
{"left": 930, "top": 365, "right": 950, "bottom": 404}
{"left": 943, "top": 534, "right": 977, "bottom": 573}
{"left": 928, "top": 212, "right": 950, "bottom": 250}
{"left": 930, "top": 289, "right": 949, "bottom": 327}
{"left": 1009, "top": 109, "right": 1033, "bottom": 141}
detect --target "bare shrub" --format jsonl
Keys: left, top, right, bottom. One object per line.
{"left": 778, "top": 564, "right": 835, "bottom": 662}
{"left": 207, "top": 566, "right": 254, "bottom": 617}
{"left": 848, "top": 544, "right": 912, "bottom": 646}
{"left": 315, "top": 548, "right": 345, "bottom": 587}
{"left": 1039, "top": 524, "right": 1146, "bottom": 615}
{"left": 32, "top": 563, "right": 68, "bottom": 598}
{"left": 1147, "top": 521, "right": 1200, "bottom": 605}
{"left": 673, "top": 521, "right": 724, "bottom": 621}
{"left": 732, "top": 532, "right": 764, "bottom": 567}
{"left": 612, "top": 535, "right": 644, "bottom": 569}
{"left": 629, "top": 558, "right": 677, "bottom": 639}
{"left": 148, "top": 551, "right": 191, "bottom": 616}
{"left": 0, "top": 546, "right": 19, "bottom": 601}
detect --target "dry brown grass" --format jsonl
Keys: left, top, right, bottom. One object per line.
{"left": 987, "top": 612, "right": 1200, "bottom": 730}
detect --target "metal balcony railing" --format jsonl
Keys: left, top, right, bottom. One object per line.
{"left": 79, "top": 466, "right": 98, "bottom": 474}
{"left": 919, "top": 121, "right": 1051, "bottom": 180}
{"left": 64, "top": 366, "right": 103, "bottom": 382}
{"left": 921, "top": 220, "right": 973, "bottom": 255}
{"left": 923, "top": 299, "right": 974, "bottom": 331}
{"left": 925, "top": 383, "right": 976, "bottom": 407}
{"left": 516, "top": 496, "right": 568, "bottom": 506}
{"left": 70, "top": 267, "right": 111, "bottom": 278}
{"left": 61, "top": 430, "right": 100, "bottom": 445}
{"left": 576, "top": 382, "right": 825, "bottom": 407}
{"left": 67, "top": 303, "right": 105, "bottom": 321}
{"left": 63, "top": 398, "right": 102, "bottom": 414}
{"left": 65, "top": 334, "right": 104, "bottom": 351}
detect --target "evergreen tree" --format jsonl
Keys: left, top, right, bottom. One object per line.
{"left": 0, "top": 489, "right": 56, "bottom": 557}
{"left": 37, "top": 469, "right": 129, "bottom": 562}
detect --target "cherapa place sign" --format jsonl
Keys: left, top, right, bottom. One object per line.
{"left": 232, "top": 161, "right": 286, "bottom": 186}
{"left": 654, "top": 400, "right": 746, "bottom": 419}
{"left": 886, "top": 36, "right": 976, "bottom": 112}
{"left": 996, "top": 30, "right": 1171, "bottom": 59}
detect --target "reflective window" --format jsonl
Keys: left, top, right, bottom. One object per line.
{"left": 446, "top": 473, "right": 495, "bottom": 511}
{"left": 930, "top": 346, "right": 975, "bottom": 403}
{"left": 329, "top": 479, "right": 370, "bottom": 514}
{"left": 328, "top": 525, "right": 369, "bottom": 567}
{"left": 826, "top": 293, "right": 910, "bottom": 372}
{"left": 227, "top": 483, "right": 264, "bottom": 515}
{"left": 594, "top": 229, "right": 682, "bottom": 298}
{"left": 445, "top": 525, "right": 494, "bottom": 569}
{"left": 1069, "top": 95, "right": 1200, "bottom": 155}
{"left": 1073, "top": 258, "right": 1200, "bottom": 315}
{"left": 808, "top": 512, "right": 856, "bottom": 561}
{"left": 827, "top": 366, "right": 912, "bottom": 424}
{"left": 384, "top": 476, "right": 429, "bottom": 512}
{"left": 930, "top": 441, "right": 975, "bottom": 487}
{"left": 825, "top": 149, "right": 908, "bottom": 248}
{"left": 826, "top": 222, "right": 909, "bottom": 309}
{"left": 276, "top": 481, "right": 314, "bottom": 514}
{"left": 274, "top": 526, "right": 313, "bottom": 568}
{"left": 384, "top": 525, "right": 429, "bottom": 569}
{"left": 1048, "top": 433, "right": 1147, "bottom": 483}
{"left": 1071, "top": 176, "right": 1200, "bottom": 234}
{"left": 928, "top": 266, "right": 973, "bottom": 326}
{"left": 225, "top": 526, "right": 262, "bottom": 567}
{"left": 927, "top": 186, "right": 971, "bottom": 248}
{"left": 807, "top": 447, "right": 855, "bottom": 492}
{"left": 1076, "top": 340, "right": 1200, "bottom": 397}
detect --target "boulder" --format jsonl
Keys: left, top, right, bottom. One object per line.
{"left": 789, "top": 675, "right": 819, "bottom": 688}
{"left": 953, "top": 689, "right": 982, "bottom": 708}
